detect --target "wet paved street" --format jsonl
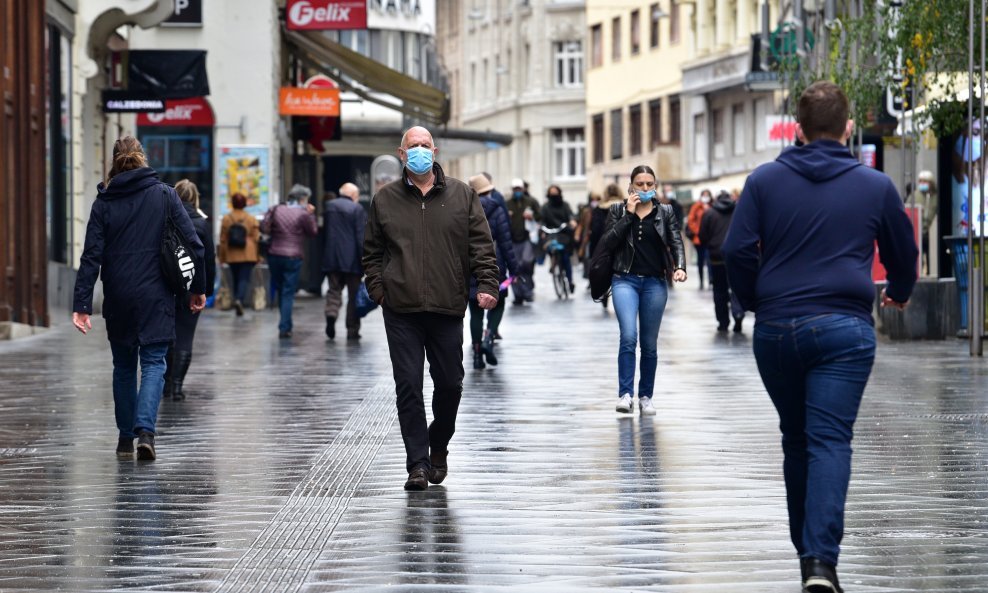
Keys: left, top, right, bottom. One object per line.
{"left": 1, "top": 266, "right": 987, "bottom": 592}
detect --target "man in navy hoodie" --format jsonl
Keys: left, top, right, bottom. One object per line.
{"left": 723, "top": 81, "right": 917, "bottom": 593}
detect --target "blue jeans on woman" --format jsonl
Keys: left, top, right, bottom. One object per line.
{"left": 110, "top": 341, "right": 170, "bottom": 437}
{"left": 229, "top": 261, "right": 255, "bottom": 304}
{"left": 752, "top": 313, "right": 876, "bottom": 567}
{"left": 611, "top": 274, "right": 669, "bottom": 398}
{"left": 266, "top": 255, "right": 303, "bottom": 333}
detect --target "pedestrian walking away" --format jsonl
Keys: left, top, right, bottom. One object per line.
{"left": 686, "top": 189, "right": 713, "bottom": 289}
{"left": 261, "top": 183, "right": 318, "bottom": 339}
{"left": 163, "top": 180, "right": 216, "bottom": 402}
{"left": 322, "top": 181, "right": 367, "bottom": 340}
{"left": 363, "top": 126, "right": 500, "bottom": 491}
{"left": 505, "top": 177, "right": 541, "bottom": 304}
{"left": 598, "top": 165, "right": 687, "bottom": 417}
{"left": 218, "top": 192, "right": 260, "bottom": 316}
{"left": 723, "top": 81, "right": 918, "bottom": 593}
{"left": 72, "top": 136, "right": 206, "bottom": 462}
{"left": 698, "top": 189, "right": 744, "bottom": 333}
{"left": 467, "top": 174, "right": 520, "bottom": 370}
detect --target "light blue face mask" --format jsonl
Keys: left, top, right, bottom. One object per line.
{"left": 637, "top": 189, "right": 656, "bottom": 202}
{"left": 404, "top": 146, "right": 434, "bottom": 175}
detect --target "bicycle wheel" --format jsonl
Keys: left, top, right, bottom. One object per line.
{"left": 552, "top": 253, "right": 567, "bottom": 299}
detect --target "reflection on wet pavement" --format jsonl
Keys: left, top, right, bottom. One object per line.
{"left": 0, "top": 267, "right": 986, "bottom": 592}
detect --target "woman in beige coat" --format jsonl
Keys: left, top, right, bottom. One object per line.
{"left": 218, "top": 193, "right": 260, "bottom": 315}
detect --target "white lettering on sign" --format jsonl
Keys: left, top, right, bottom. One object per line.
{"left": 146, "top": 103, "right": 204, "bottom": 124}
{"left": 289, "top": 1, "right": 353, "bottom": 27}
{"left": 175, "top": 0, "right": 190, "bottom": 13}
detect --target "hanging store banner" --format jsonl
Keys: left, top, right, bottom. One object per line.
{"left": 125, "top": 50, "right": 211, "bottom": 99}
{"left": 286, "top": 0, "right": 368, "bottom": 30}
{"left": 217, "top": 145, "right": 271, "bottom": 218}
{"left": 279, "top": 87, "right": 340, "bottom": 116}
{"left": 137, "top": 97, "right": 215, "bottom": 127}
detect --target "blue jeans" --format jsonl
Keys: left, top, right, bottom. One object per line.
{"left": 229, "top": 262, "right": 255, "bottom": 304}
{"left": 110, "top": 341, "right": 170, "bottom": 437}
{"left": 752, "top": 314, "right": 876, "bottom": 566}
{"left": 611, "top": 274, "right": 668, "bottom": 398}
{"left": 267, "top": 255, "right": 303, "bottom": 332}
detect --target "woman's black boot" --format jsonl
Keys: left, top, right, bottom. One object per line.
{"left": 472, "top": 343, "right": 486, "bottom": 370}
{"left": 481, "top": 331, "right": 498, "bottom": 366}
{"left": 171, "top": 350, "right": 193, "bottom": 400}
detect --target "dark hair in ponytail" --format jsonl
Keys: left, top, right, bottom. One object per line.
{"left": 629, "top": 165, "right": 656, "bottom": 183}
{"left": 107, "top": 136, "right": 148, "bottom": 183}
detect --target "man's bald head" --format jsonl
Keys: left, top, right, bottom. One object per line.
{"left": 400, "top": 126, "right": 435, "bottom": 149}
{"left": 339, "top": 182, "right": 360, "bottom": 202}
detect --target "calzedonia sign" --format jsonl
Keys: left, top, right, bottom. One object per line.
{"left": 286, "top": 0, "right": 368, "bottom": 30}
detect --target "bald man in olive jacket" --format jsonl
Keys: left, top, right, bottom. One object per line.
{"left": 363, "top": 126, "right": 500, "bottom": 491}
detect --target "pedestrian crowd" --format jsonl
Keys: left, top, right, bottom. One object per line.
{"left": 71, "top": 82, "right": 918, "bottom": 593}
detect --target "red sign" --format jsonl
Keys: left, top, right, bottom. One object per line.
{"left": 873, "top": 205, "right": 922, "bottom": 281}
{"left": 136, "top": 97, "right": 215, "bottom": 127}
{"left": 279, "top": 87, "right": 340, "bottom": 116}
{"left": 286, "top": 0, "right": 367, "bottom": 30}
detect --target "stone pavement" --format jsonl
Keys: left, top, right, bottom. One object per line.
{"left": 1, "top": 267, "right": 987, "bottom": 592}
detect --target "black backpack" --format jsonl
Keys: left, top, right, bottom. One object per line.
{"left": 227, "top": 221, "right": 248, "bottom": 248}
{"left": 159, "top": 188, "right": 197, "bottom": 294}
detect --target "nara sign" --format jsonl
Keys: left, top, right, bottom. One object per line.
{"left": 286, "top": 0, "right": 368, "bottom": 30}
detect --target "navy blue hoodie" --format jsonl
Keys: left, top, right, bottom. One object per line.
{"left": 722, "top": 140, "right": 918, "bottom": 324}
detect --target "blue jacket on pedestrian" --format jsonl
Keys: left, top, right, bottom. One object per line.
{"left": 322, "top": 196, "right": 366, "bottom": 275}
{"left": 723, "top": 139, "right": 918, "bottom": 324}
{"left": 73, "top": 167, "right": 205, "bottom": 346}
{"left": 470, "top": 192, "right": 519, "bottom": 298}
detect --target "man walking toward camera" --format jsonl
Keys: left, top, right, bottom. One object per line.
{"left": 363, "top": 126, "right": 500, "bottom": 491}
{"left": 723, "top": 81, "right": 917, "bottom": 593}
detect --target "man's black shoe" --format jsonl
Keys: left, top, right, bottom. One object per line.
{"left": 429, "top": 450, "right": 448, "bottom": 484}
{"left": 116, "top": 436, "right": 134, "bottom": 459}
{"left": 279, "top": 331, "right": 292, "bottom": 339}
{"left": 404, "top": 467, "right": 429, "bottom": 491}
{"left": 136, "top": 431, "right": 156, "bottom": 461}
{"left": 717, "top": 325, "right": 729, "bottom": 332}
{"left": 347, "top": 329, "right": 361, "bottom": 340}
{"left": 801, "top": 558, "right": 843, "bottom": 593}
{"left": 733, "top": 317, "right": 744, "bottom": 333}
{"left": 325, "top": 316, "right": 336, "bottom": 339}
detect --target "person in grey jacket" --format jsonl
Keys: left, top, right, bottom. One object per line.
{"left": 363, "top": 126, "right": 500, "bottom": 491}
{"left": 322, "top": 182, "right": 367, "bottom": 340}
{"left": 261, "top": 184, "right": 318, "bottom": 338}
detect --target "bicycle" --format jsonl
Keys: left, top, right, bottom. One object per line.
{"left": 541, "top": 224, "right": 571, "bottom": 300}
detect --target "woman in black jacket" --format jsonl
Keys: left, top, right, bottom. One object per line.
{"left": 72, "top": 137, "right": 206, "bottom": 461}
{"left": 599, "top": 165, "right": 687, "bottom": 417}
{"left": 164, "top": 179, "right": 216, "bottom": 400}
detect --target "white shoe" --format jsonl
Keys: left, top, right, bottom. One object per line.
{"left": 639, "top": 397, "right": 656, "bottom": 416}
{"left": 615, "top": 394, "right": 633, "bottom": 413}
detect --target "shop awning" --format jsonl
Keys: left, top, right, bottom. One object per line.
{"left": 283, "top": 29, "right": 449, "bottom": 125}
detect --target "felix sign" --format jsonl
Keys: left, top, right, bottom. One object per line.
{"left": 286, "top": 0, "right": 368, "bottom": 30}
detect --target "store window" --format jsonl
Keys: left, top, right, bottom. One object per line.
{"left": 554, "top": 41, "right": 583, "bottom": 88}
{"left": 552, "top": 128, "right": 586, "bottom": 179}
{"left": 46, "top": 24, "right": 72, "bottom": 264}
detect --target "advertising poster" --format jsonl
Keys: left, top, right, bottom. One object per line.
{"left": 217, "top": 145, "right": 270, "bottom": 218}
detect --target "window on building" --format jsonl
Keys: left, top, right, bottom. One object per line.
{"left": 693, "top": 113, "right": 706, "bottom": 163}
{"left": 732, "top": 103, "right": 746, "bottom": 155}
{"left": 482, "top": 58, "right": 489, "bottom": 98}
{"left": 552, "top": 128, "right": 586, "bottom": 179}
{"left": 670, "top": 0, "right": 680, "bottom": 44}
{"left": 554, "top": 41, "right": 583, "bottom": 88}
{"left": 650, "top": 3, "right": 661, "bottom": 48}
{"left": 754, "top": 97, "right": 769, "bottom": 150}
{"left": 629, "top": 104, "right": 643, "bottom": 155}
{"left": 649, "top": 98, "right": 663, "bottom": 149}
{"left": 612, "top": 16, "right": 621, "bottom": 62}
{"left": 712, "top": 108, "right": 725, "bottom": 159}
{"left": 470, "top": 62, "right": 477, "bottom": 105}
{"left": 669, "top": 97, "right": 681, "bottom": 143}
{"left": 592, "top": 113, "right": 605, "bottom": 163}
{"left": 46, "top": 24, "right": 72, "bottom": 264}
{"left": 610, "top": 108, "right": 623, "bottom": 159}
{"left": 630, "top": 10, "right": 641, "bottom": 55}
{"left": 591, "top": 24, "right": 603, "bottom": 67}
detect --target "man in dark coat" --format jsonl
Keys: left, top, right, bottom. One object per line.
{"left": 698, "top": 190, "right": 744, "bottom": 332}
{"left": 723, "top": 81, "right": 917, "bottom": 593}
{"left": 322, "top": 182, "right": 367, "bottom": 340}
{"left": 73, "top": 155, "right": 205, "bottom": 461}
{"left": 363, "top": 126, "right": 500, "bottom": 491}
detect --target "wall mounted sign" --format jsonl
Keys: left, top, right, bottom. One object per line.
{"left": 279, "top": 87, "right": 340, "bottom": 117}
{"left": 286, "top": 0, "right": 368, "bottom": 30}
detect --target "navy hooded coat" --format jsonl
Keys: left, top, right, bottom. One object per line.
{"left": 73, "top": 167, "right": 206, "bottom": 346}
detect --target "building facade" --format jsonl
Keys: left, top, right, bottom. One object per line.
{"left": 439, "top": 0, "right": 587, "bottom": 204}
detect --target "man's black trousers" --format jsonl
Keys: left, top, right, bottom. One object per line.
{"left": 382, "top": 307, "right": 465, "bottom": 473}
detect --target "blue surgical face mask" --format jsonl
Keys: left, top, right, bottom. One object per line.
{"left": 637, "top": 189, "right": 656, "bottom": 202}
{"left": 513, "top": 190, "right": 524, "bottom": 199}
{"left": 404, "top": 146, "right": 434, "bottom": 175}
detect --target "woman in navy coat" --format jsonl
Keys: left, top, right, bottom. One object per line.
{"left": 72, "top": 137, "right": 206, "bottom": 461}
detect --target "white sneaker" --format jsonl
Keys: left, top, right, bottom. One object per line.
{"left": 615, "top": 394, "right": 633, "bottom": 413}
{"left": 639, "top": 397, "right": 656, "bottom": 416}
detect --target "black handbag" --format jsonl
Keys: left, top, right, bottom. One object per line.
{"left": 160, "top": 188, "right": 197, "bottom": 294}
{"left": 588, "top": 245, "right": 615, "bottom": 302}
